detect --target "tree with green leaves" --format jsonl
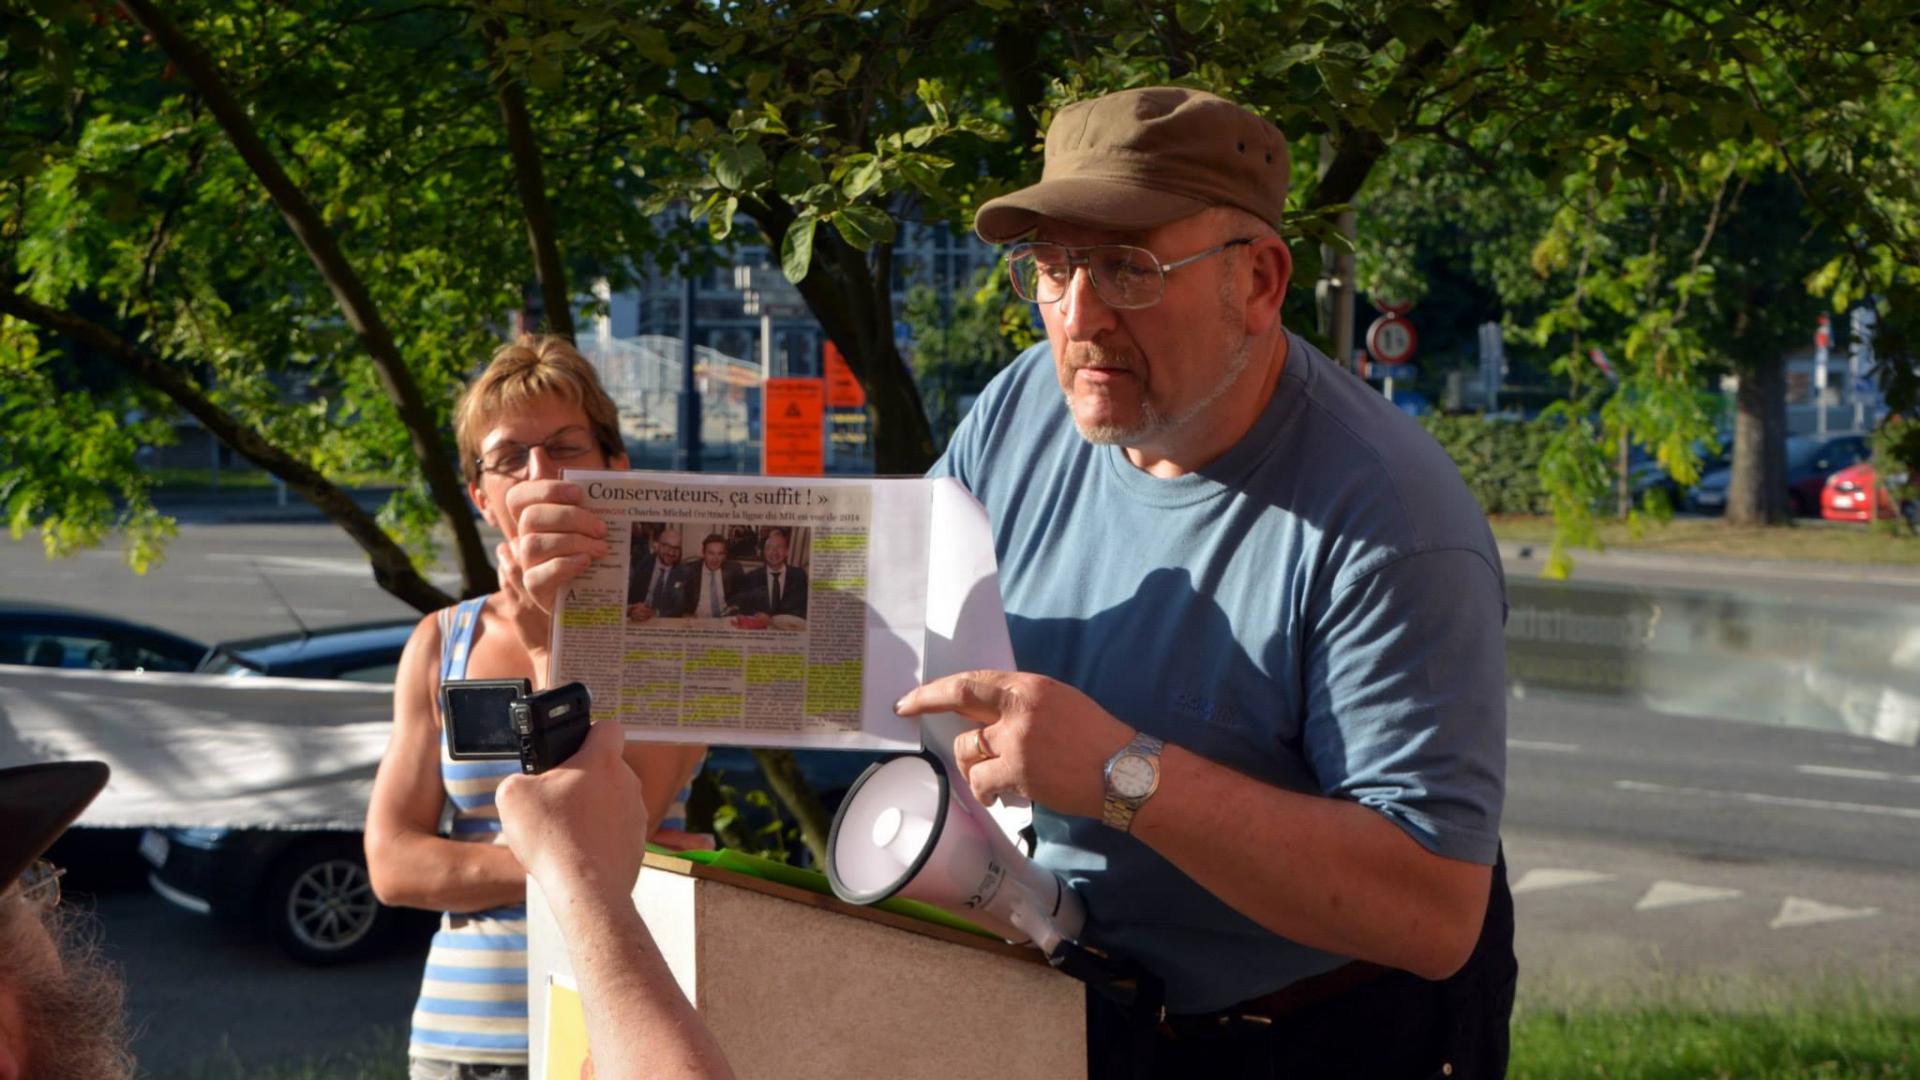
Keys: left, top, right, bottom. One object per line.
{"left": 2, "top": 1, "right": 668, "bottom": 607}
{"left": 471, "top": 0, "right": 1052, "bottom": 475}
{"left": 1038, "top": 0, "right": 1920, "bottom": 570}
{"left": 903, "top": 267, "right": 1035, "bottom": 449}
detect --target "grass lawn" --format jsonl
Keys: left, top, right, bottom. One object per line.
{"left": 1490, "top": 515, "right": 1920, "bottom": 567}
{"left": 153, "top": 992, "right": 1920, "bottom": 1079}
{"left": 1511, "top": 975, "right": 1920, "bottom": 1079}
{"left": 1512, "top": 1004, "right": 1920, "bottom": 1078}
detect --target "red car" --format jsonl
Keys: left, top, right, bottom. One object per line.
{"left": 1821, "top": 461, "right": 1913, "bottom": 524}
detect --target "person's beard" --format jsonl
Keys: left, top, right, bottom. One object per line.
{"left": 1064, "top": 337, "right": 1251, "bottom": 447}
{"left": 1061, "top": 282, "right": 1252, "bottom": 447}
{"left": 2, "top": 901, "right": 136, "bottom": 1080}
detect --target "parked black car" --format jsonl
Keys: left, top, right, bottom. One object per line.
{"left": 195, "top": 618, "right": 416, "bottom": 681}
{"left": 5, "top": 602, "right": 215, "bottom": 887}
{"left": 1688, "top": 433, "right": 1872, "bottom": 516}
{"left": 141, "top": 826, "right": 404, "bottom": 965}
{"left": 0, "top": 600, "right": 209, "bottom": 672}
{"left": 142, "top": 619, "right": 418, "bottom": 965}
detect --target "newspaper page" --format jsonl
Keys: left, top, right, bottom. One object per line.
{"left": 551, "top": 470, "right": 926, "bottom": 750}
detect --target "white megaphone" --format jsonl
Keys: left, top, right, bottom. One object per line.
{"left": 827, "top": 753, "right": 1085, "bottom": 957}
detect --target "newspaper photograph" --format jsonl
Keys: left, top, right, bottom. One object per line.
{"left": 550, "top": 471, "right": 927, "bottom": 750}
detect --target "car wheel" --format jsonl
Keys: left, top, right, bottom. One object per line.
{"left": 265, "top": 838, "right": 391, "bottom": 966}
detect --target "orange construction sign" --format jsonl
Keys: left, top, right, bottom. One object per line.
{"left": 762, "top": 377, "right": 826, "bottom": 476}
{"left": 823, "top": 341, "right": 867, "bottom": 409}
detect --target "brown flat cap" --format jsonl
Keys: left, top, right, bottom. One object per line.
{"left": 976, "top": 87, "right": 1290, "bottom": 244}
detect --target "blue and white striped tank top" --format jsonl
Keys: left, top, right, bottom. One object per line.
{"left": 407, "top": 595, "right": 695, "bottom": 1065}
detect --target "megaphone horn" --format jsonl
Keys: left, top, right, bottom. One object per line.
{"left": 826, "top": 753, "right": 1084, "bottom": 953}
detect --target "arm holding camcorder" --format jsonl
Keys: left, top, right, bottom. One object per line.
{"left": 496, "top": 715, "right": 736, "bottom": 1079}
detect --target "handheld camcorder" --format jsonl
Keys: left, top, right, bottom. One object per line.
{"left": 441, "top": 678, "right": 593, "bottom": 775}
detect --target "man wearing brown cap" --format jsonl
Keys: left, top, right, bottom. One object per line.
{"left": 0, "top": 761, "right": 137, "bottom": 1079}
{"left": 894, "top": 87, "right": 1515, "bottom": 1077}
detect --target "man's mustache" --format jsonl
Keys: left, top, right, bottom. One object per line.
{"left": 1064, "top": 343, "right": 1143, "bottom": 375}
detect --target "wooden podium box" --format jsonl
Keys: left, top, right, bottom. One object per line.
{"left": 526, "top": 853, "right": 1087, "bottom": 1079}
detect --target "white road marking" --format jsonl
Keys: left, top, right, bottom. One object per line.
{"left": 1511, "top": 868, "right": 1615, "bottom": 895}
{"left": 1614, "top": 780, "right": 1920, "bottom": 820}
{"left": 1796, "top": 764, "right": 1920, "bottom": 785}
{"left": 1770, "top": 896, "right": 1879, "bottom": 929}
{"left": 1634, "top": 880, "right": 1743, "bottom": 911}
{"left": 1826, "top": 743, "right": 1882, "bottom": 756}
{"left": 1509, "top": 739, "right": 1581, "bottom": 753}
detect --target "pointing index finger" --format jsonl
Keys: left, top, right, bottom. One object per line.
{"left": 893, "top": 670, "right": 1012, "bottom": 723}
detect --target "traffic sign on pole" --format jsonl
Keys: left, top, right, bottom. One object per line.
{"left": 1365, "top": 313, "right": 1417, "bottom": 366}
{"left": 823, "top": 341, "right": 867, "bottom": 409}
{"left": 1815, "top": 314, "right": 1831, "bottom": 436}
{"left": 762, "top": 378, "right": 826, "bottom": 476}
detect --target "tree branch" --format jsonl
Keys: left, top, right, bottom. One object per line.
{"left": 117, "top": 0, "right": 494, "bottom": 599}
{"left": 1308, "top": 35, "right": 1460, "bottom": 210}
{"left": 0, "top": 289, "right": 455, "bottom": 614}
{"left": 486, "top": 19, "right": 574, "bottom": 341}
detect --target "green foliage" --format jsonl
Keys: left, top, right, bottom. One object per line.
{"left": 1419, "top": 413, "right": 1555, "bottom": 517}
{"left": 0, "top": 319, "right": 175, "bottom": 573}
{"left": 699, "top": 768, "right": 801, "bottom": 865}
{"left": 0, "top": 2, "right": 669, "bottom": 584}
{"left": 1054, "top": 0, "right": 1920, "bottom": 564}
{"left": 6, "top": 0, "right": 1920, "bottom": 580}
{"left": 905, "top": 268, "right": 1029, "bottom": 450}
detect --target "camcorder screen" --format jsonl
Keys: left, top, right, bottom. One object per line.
{"left": 444, "top": 682, "right": 523, "bottom": 756}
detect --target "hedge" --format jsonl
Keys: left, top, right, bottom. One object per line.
{"left": 1419, "top": 414, "right": 1553, "bottom": 516}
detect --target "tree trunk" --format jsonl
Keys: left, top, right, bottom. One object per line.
{"left": 1616, "top": 427, "right": 1631, "bottom": 518}
{"left": 1728, "top": 354, "right": 1790, "bottom": 524}
{"left": 750, "top": 748, "right": 833, "bottom": 866}
{"left": 745, "top": 199, "right": 938, "bottom": 474}
{"left": 119, "top": 0, "right": 496, "bottom": 599}
{"left": 0, "top": 290, "right": 456, "bottom": 613}
{"left": 488, "top": 21, "right": 574, "bottom": 342}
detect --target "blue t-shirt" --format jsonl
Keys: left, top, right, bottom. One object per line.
{"left": 932, "top": 331, "right": 1507, "bottom": 1012}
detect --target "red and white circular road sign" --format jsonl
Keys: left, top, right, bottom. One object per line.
{"left": 1366, "top": 313, "right": 1418, "bottom": 366}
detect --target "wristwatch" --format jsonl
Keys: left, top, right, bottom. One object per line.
{"left": 1101, "top": 732, "right": 1165, "bottom": 832}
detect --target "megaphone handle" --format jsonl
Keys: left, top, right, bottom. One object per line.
{"left": 1046, "top": 939, "right": 1164, "bottom": 1018}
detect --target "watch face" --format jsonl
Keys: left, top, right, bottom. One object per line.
{"left": 1110, "top": 753, "right": 1156, "bottom": 799}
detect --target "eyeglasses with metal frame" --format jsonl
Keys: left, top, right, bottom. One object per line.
{"left": 9, "top": 859, "right": 66, "bottom": 911}
{"left": 1005, "top": 238, "right": 1254, "bottom": 310}
{"left": 475, "top": 425, "right": 603, "bottom": 480}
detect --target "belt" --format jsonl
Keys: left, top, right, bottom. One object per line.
{"left": 1158, "top": 961, "right": 1394, "bottom": 1038}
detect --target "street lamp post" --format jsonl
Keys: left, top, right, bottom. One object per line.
{"left": 676, "top": 268, "right": 702, "bottom": 472}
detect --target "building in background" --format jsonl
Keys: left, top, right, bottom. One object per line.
{"left": 581, "top": 220, "right": 999, "bottom": 474}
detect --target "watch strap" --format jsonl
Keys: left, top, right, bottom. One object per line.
{"left": 1101, "top": 732, "right": 1165, "bottom": 832}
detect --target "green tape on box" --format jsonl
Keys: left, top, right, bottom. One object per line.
{"left": 646, "top": 845, "right": 999, "bottom": 941}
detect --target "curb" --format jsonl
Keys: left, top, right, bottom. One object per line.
{"left": 1497, "top": 541, "right": 1920, "bottom": 588}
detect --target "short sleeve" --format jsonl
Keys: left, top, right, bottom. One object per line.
{"left": 1301, "top": 546, "right": 1507, "bottom": 864}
